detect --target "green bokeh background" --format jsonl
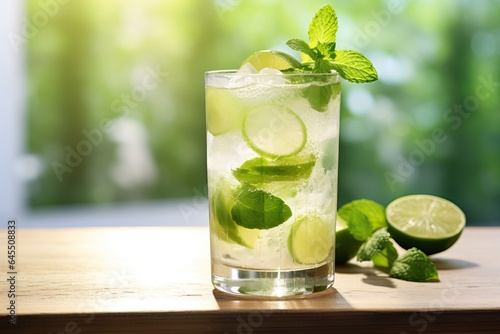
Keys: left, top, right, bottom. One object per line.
{"left": 26, "top": 0, "right": 500, "bottom": 225}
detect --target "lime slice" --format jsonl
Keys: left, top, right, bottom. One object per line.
{"left": 386, "top": 194, "right": 466, "bottom": 255}
{"left": 232, "top": 154, "right": 316, "bottom": 184}
{"left": 335, "top": 214, "right": 363, "bottom": 263}
{"left": 242, "top": 50, "right": 302, "bottom": 71}
{"left": 206, "top": 86, "right": 245, "bottom": 136}
{"left": 242, "top": 105, "right": 307, "bottom": 157}
{"left": 288, "top": 215, "right": 333, "bottom": 264}
{"left": 210, "top": 189, "right": 259, "bottom": 248}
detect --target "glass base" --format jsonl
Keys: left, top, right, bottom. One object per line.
{"left": 212, "top": 261, "right": 334, "bottom": 297}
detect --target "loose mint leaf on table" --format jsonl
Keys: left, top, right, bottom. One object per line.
{"left": 372, "top": 241, "right": 399, "bottom": 269}
{"left": 231, "top": 185, "right": 292, "bottom": 230}
{"left": 329, "top": 50, "right": 378, "bottom": 83}
{"left": 357, "top": 228, "right": 398, "bottom": 270}
{"left": 308, "top": 4, "right": 338, "bottom": 47}
{"left": 390, "top": 248, "right": 440, "bottom": 282}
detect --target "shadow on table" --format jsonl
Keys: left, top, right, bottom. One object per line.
{"left": 431, "top": 258, "right": 479, "bottom": 270}
{"left": 336, "top": 263, "right": 396, "bottom": 288}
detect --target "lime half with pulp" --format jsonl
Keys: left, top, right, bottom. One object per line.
{"left": 386, "top": 194, "right": 466, "bottom": 255}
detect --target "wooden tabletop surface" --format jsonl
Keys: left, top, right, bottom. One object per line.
{"left": 1, "top": 226, "right": 499, "bottom": 333}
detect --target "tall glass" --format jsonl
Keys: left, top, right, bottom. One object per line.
{"left": 205, "top": 70, "right": 341, "bottom": 296}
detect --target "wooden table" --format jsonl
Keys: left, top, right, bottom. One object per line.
{"left": 1, "top": 226, "right": 499, "bottom": 333}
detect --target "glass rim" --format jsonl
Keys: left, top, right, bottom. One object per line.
{"left": 205, "top": 69, "right": 340, "bottom": 78}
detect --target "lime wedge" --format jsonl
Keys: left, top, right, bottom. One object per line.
{"left": 335, "top": 214, "right": 363, "bottom": 263}
{"left": 232, "top": 154, "right": 316, "bottom": 184}
{"left": 242, "top": 50, "right": 301, "bottom": 71}
{"left": 288, "top": 215, "right": 333, "bottom": 264}
{"left": 242, "top": 105, "right": 307, "bottom": 157}
{"left": 386, "top": 194, "right": 466, "bottom": 255}
{"left": 206, "top": 86, "right": 245, "bottom": 136}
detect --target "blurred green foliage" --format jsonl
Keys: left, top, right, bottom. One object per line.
{"left": 26, "top": 0, "right": 500, "bottom": 224}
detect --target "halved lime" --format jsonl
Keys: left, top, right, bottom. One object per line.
{"left": 242, "top": 50, "right": 302, "bottom": 71}
{"left": 386, "top": 194, "right": 466, "bottom": 255}
{"left": 288, "top": 215, "right": 333, "bottom": 265}
{"left": 335, "top": 214, "right": 363, "bottom": 263}
{"left": 206, "top": 86, "right": 246, "bottom": 136}
{"left": 232, "top": 154, "right": 316, "bottom": 184}
{"left": 242, "top": 105, "right": 307, "bottom": 157}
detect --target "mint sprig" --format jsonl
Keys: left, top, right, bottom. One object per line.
{"left": 286, "top": 5, "right": 378, "bottom": 83}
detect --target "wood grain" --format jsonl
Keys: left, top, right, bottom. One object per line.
{"left": 1, "top": 226, "right": 499, "bottom": 333}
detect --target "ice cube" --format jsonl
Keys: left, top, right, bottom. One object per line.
{"left": 226, "top": 63, "right": 259, "bottom": 88}
{"left": 258, "top": 67, "right": 287, "bottom": 85}
{"left": 258, "top": 67, "right": 283, "bottom": 75}
{"left": 238, "top": 63, "right": 258, "bottom": 74}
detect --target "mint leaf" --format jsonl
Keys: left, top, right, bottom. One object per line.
{"left": 329, "top": 50, "right": 378, "bottom": 83}
{"left": 337, "top": 199, "right": 387, "bottom": 231}
{"left": 286, "top": 39, "right": 317, "bottom": 60}
{"left": 357, "top": 228, "right": 393, "bottom": 262}
{"left": 232, "top": 155, "right": 316, "bottom": 184}
{"left": 341, "top": 210, "right": 373, "bottom": 242}
{"left": 390, "top": 248, "right": 440, "bottom": 282}
{"left": 317, "top": 42, "right": 336, "bottom": 58}
{"left": 231, "top": 185, "right": 292, "bottom": 230}
{"left": 308, "top": 4, "right": 338, "bottom": 47}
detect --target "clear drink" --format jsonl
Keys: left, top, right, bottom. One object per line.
{"left": 205, "top": 70, "right": 341, "bottom": 296}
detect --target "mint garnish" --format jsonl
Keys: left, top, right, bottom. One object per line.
{"left": 231, "top": 185, "right": 292, "bottom": 230}
{"left": 329, "top": 50, "right": 379, "bottom": 83}
{"left": 285, "top": 5, "right": 378, "bottom": 111}
{"left": 308, "top": 4, "right": 338, "bottom": 47}
{"left": 286, "top": 4, "right": 378, "bottom": 83}
{"left": 390, "top": 248, "right": 440, "bottom": 282}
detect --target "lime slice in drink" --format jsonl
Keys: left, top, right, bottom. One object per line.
{"left": 242, "top": 50, "right": 302, "bottom": 71}
{"left": 386, "top": 194, "right": 466, "bottom": 255}
{"left": 242, "top": 105, "right": 307, "bottom": 157}
{"left": 335, "top": 214, "right": 363, "bottom": 263}
{"left": 211, "top": 189, "right": 259, "bottom": 248}
{"left": 288, "top": 215, "right": 333, "bottom": 264}
{"left": 206, "top": 86, "right": 246, "bottom": 136}
{"left": 232, "top": 154, "right": 316, "bottom": 184}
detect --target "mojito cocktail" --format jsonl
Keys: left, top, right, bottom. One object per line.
{"left": 205, "top": 4, "right": 378, "bottom": 296}
{"left": 206, "top": 68, "right": 341, "bottom": 296}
